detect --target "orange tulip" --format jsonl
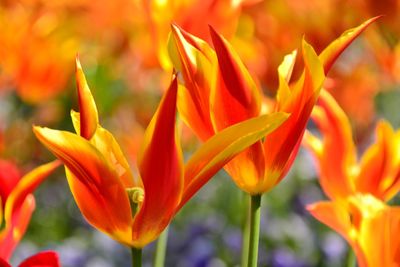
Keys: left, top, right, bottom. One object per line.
{"left": 0, "top": 160, "right": 60, "bottom": 260}
{"left": 305, "top": 90, "right": 400, "bottom": 202}
{"left": 33, "top": 58, "right": 288, "bottom": 248}
{"left": 169, "top": 18, "right": 378, "bottom": 195}
{"left": 304, "top": 89, "right": 400, "bottom": 266}
{"left": 308, "top": 195, "right": 400, "bottom": 267}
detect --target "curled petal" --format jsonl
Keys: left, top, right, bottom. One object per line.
{"left": 181, "top": 111, "right": 288, "bottom": 209}
{"left": 133, "top": 77, "right": 184, "bottom": 248}
{"left": 209, "top": 26, "right": 261, "bottom": 130}
{"left": 33, "top": 127, "right": 133, "bottom": 245}
{"left": 75, "top": 57, "right": 99, "bottom": 140}
{"left": 319, "top": 16, "right": 381, "bottom": 75}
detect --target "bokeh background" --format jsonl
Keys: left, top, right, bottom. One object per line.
{"left": 1, "top": 0, "right": 400, "bottom": 266}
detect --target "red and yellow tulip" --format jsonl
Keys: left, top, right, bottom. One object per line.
{"left": 33, "top": 58, "right": 288, "bottom": 248}
{"left": 169, "top": 18, "right": 378, "bottom": 195}
{"left": 305, "top": 90, "right": 400, "bottom": 266}
{"left": 0, "top": 160, "right": 60, "bottom": 261}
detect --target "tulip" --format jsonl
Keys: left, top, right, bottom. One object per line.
{"left": 304, "top": 89, "right": 400, "bottom": 266}
{"left": 33, "top": 58, "right": 288, "bottom": 265}
{"left": 169, "top": 17, "right": 378, "bottom": 267}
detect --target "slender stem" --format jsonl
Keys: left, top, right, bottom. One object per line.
{"left": 248, "top": 194, "right": 261, "bottom": 267}
{"left": 241, "top": 194, "right": 251, "bottom": 267}
{"left": 154, "top": 227, "right": 169, "bottom": 267}
{"left": 346, "top": 247, "right": 356, "bottom": 267}
{"left": 131, "top": 247, "right": 142, "bottom": 267}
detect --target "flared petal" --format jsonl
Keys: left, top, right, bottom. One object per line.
{"left": 18, "top": 251, "right": 61, "bottom": 267}
{"left": 75, "top": 57, "right": 99, "bottom": 140}
{"left": 209, "top": 26, "right": 261, "bottom": 130}
{"left": 308, "top": 90, "right": 356, "bottom": 200}
{"left": 133, "top": 77, "right": 184, "bottom": 248}
{"left": 356, "top": 121, "right": 400, "bottom": 201}
{"left": 319, "top": 16, "right": 381, "bottom": 75}
{"left": 169, "top": 24, "right": 216, "bottom": 141}
{"left": 263, "top": 40, "right": 324, "bottom": 191}
{"left": 33, "top": 127, "right": 133, "bottom": 245}
{"left": 307, "top": 200, "right": 368, "bottom": 267}
{"left": 180, "top": 111, "right": 288, "bottom": 208}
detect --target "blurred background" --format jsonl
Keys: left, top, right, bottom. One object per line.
{"left": 1, "top": 0, "right": 400, "bottom": 266}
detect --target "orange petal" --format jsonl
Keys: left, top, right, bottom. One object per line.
{"left": 169, "top": 24, "right": 216, "bottom": 141}
{"left": 356, "top": 121, "right": 400, "bottom": 201}
{"left": 307, "top": 200, "right": 367, "bottom": 266}
{"left": 308, "top": 90, "right": 356, "bottom": 200}
{"left": 319, "top": 16, "right": 381, "bottom": 75}
{"left": 358, "top": 204, "right": 400, "bottom": 267}
{"left": 209, "top": 26, "right": 261, "bottom": 130}
{"left": 71, "top": 110, "right": 137, "bottom": 189}
{"left": 33, "top": 127, "right": 133, "bottom": 244}
{"left": 75, "top": 57, "right": 99, "bottom": 140}
{"left": 133, "top": 77, "right": 184, "bottom": 248}
{"left": 263, "top": 40, "right": 324, "bottom": 190}
{"left": 181, "top": 111, "right": 288, "bottom": 209}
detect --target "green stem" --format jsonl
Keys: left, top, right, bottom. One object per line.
{"left": 241, "top": 194, "right": 250, "bottom": 267}
{"left": 346, "top": 247, "right": 356, "bottom": 267}
{"left": 248, "top": 194, "right": 261, "bottom": 267}
{"left": 131, "top": 247, "right": 142, "bottom": 267}
{"left": 154, "top": 227, "right": 169, "bottom": 267}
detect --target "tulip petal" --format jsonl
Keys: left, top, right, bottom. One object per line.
{"left": 356, "top": 121, "right": 400, "bottom": 201}
{"left": 209, "top": 26, "right": 261, "bottom": 131}
{"left": 133, "top": 77, "right": 184, "bottom": 248}
{"left": 319, "top": 16, "right": 381, "bottom": 75}
{"left": 180, "top": 111, "right": 288, "bottom": 209}
{"left": 263, "top": 40, "right": 324, "bottom": 190}
{"left": 71, "top": 110, "right": 137, "bottom": 189}
{"left": 0, "top": 196, "right": 34, "bottom": 261}
{"left": 169, "top": 24, "right": 216, "bottom": 140}
{"left": 18, "top": 251, "right": 61, "bottom": 267}
{"left": 308, "top": 90, "right": 356, "bottom": 200}
{"left": 307, "top": 201, "right": 367, "bottom": 266}
{"left": 75, "top": 57, "right": 99, "bottom": 140}
{"left": 33, "top": 127, "right": 133, "bottom": 244}
{"left": 4, "top": 161, "right": 60, "bottom": 226}
{"left": 0, "top": 258, "right": 10, "bottom": 267}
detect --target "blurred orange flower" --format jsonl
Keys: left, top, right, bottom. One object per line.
{"left": 0, "top": 3, "right": 76, "bottom": 103}
{"left": 34, "top": 59, "right": 287, "bottom": 248}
